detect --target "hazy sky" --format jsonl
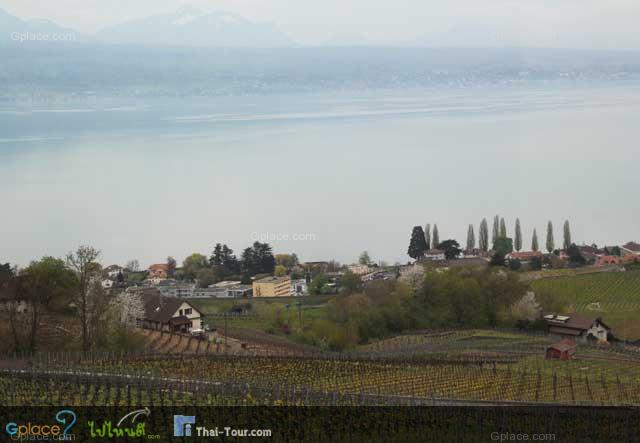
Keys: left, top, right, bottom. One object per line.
{"left": 2, "top": 0, "right": 640, "bottom": 48}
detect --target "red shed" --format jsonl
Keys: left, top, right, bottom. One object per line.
{"left": 545, "top": 339, "right": 577, "bottom": 360}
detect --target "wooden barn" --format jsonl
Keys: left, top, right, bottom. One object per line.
{"left": 545, "top": 339, "right": 577, "bottom": 360}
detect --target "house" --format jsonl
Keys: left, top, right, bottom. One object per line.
{"left": 423, "top": 249, "right": 445, "bottom": 261}
{"left": 138, "top": 291, "right": 202, "bottom": 333}
{"left": 621, "top": 242, "right": 640, "bottom": 257}
{"left": 291, "top": 279, "right": 308, "bottom": 296}
{"left": 595, "top": 255, "right": 622, "bottom": 266}
{"left": 210, "top": 281, "right": 242, "bottom": 288}
{"left": 253, "top": 276, "right": 292, "bottom": 297}
{"left": 507, "top": 251, "right": 543, "bottom": 263}
{"left": 148, "top": 264, "right": 169, "bottom": 280}
{"left": 0, "top": 277, "right": 29, "bottom": 314}
{"left": 545, "top": 339, "right": 577, "bottom": 360}
{"left": 104, "top": 265, "right": 124, "bottom": 279}
{"left": 158, "top": 283, "right": 195, "bottom": 298}
{"left": 227, "top": 285, "right": 253, "bottom": 298}
{"left": 348, "top": 265, "right": 371, "bottom": 276}
{"left": 544, "top": 313, "right": 611, "bottom": 343}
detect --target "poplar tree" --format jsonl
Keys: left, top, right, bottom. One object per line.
{"left": 432, "top": 224, "right": 440, "bottom": 249}
{"left": 466, "top": 224, "right": 476, "bottom": 252}
{"left": 532, "top": 229, "right": 539, "bottom": 252}
{"left": 500, "top": 218, "right": 507, "bottom": 239}
{"left": 492, "top": 215, "right": 500, "bottom": 246}
{"left": 479, "top": 218, "right": 489, "bottom": 252}
{"left": 514, "top": 218, "right": 522, "bottom": 252}
{"left": 546, "top": 221, "right": 555, "bottom": 253}
{"left": 563, "top": 220, "right": 572, "bottom": 250}
{"left": 424, "top": 224, "right": 431, "bottom": 252}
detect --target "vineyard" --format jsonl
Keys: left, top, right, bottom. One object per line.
{"left": 3, "top": 327, "right": 640, "bottom": 407}
{"left": 531, "top": 270, "right": 640, "bottom": 340}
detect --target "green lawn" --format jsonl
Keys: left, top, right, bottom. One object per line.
{"left": 531, "top": 270, "right": 640, "bottom": 340}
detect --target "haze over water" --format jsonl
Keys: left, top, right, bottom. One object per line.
{"left": 1, "top": 85, "right": 639, "bottom": 267}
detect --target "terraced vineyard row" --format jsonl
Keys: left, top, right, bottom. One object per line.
{"left": 27, "top": 353, "right": 640, "bottom": 406}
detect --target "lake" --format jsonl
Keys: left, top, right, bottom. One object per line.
{"left": 1, "top": 85, "right": 639, "bottom": 266}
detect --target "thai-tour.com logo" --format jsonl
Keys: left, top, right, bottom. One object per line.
{"left": 5, "top": 409, "right": 77, "bottom": 441}
{"left": 173, "top": 415, "right": 272, "bottom": 438}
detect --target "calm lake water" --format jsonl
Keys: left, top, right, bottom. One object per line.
{"left": 1, "top": 85, "right": 639, "bottom": 266}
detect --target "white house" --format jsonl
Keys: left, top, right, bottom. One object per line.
{"left": 544, "top": 313, "right": 611, "bottom": 343}
{"left": 138, "top": 291, "right": 203, "bottom": 333}
{"left": 423, "top": 249, "right": 446, "bottom": 261}
{"left": 291, "top": 279, "right": 308, "bottom": 296}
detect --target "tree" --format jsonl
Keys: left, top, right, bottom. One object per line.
{"left": 66, "top": 246, "right": 101, "bottom": 353}
{"left": 275, "top": 253, "right": 299, "bottom": 269}
{"left": 125, "top": 260, "right": 139, "bottom": 273}
{"left": 0, "top": 262, "right": 14, "bottom": 280}
{"left": 358, "top": 251, "right": 372, "bottom": 266}
{"left": 479, "top": 218, "right": 489, "bottom": 252}
{"left": 466, "top": 225, "right": 475, "bottom": 252}
{"left": 196, "top": 268, "right": 218, "bottom": 288}
{"left": 407, "top": 226, "right": 428, "bottom": 260}
{"left": 531, "top": 229, "right": 539, "bottom": 252}
{"left": 182, "top": 253, "right": 208, "bottom": 280}
{"left": 494, "top": 237, "right": 514, "bottom": 256}
{"left": 274, "top": 265, "right": 288, "bottom": 277}
{"left": 340, "top": 271, "right": 362, "bottom": 295}
{"left": 499, "top": 218, "right": 507, "bottom": 239}
{"left": 424, "top": 224, "right": 431, "bottom": 252}
{"left": 612, "top": 246, "right": 622, "bottom": 257}
{"left": 432, "top": 224, "right": 440, "bottom": 249}
{"left": 241, "top": 242, "right": 275, "bottom": 275}
{"left": 514, "top": 218, "right": 522, "bottom": 252}
{"left": 566, "top": 244, "right": 585, "bottom": 266}
{"left": 166, "top": 257, "right": 177, "bottom": 278}
{"left": 546, "top": 221, "right": 555, "bottom": 253}
{"left": 563, "top": 220, "right": 572, "bottom": 251}
{"left": 308, "top": 273, "right": 329, "bottom": 295}
{"left": 439, "top": 239, "right": 462, "bottom": 260}
{"left": 20, "top": 257, "right": 76, "bottom": 351}
{"left": 492, "top": 215, "right": 500, "bottom": 246}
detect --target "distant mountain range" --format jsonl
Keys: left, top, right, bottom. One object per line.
{"left": 0, "top": 6, "right": 293, "bottom": 48}
{"left": 96, "top": 6, "right": 293, "bottom": 48}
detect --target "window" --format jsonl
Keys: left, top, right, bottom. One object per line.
{"left": 185, "top": 308, "right": 192, "bottom": 315}
{"left": 179, "top": 309, "right": 183, "bottom": 316}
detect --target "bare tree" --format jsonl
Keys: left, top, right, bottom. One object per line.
{"left": 66, "top": 246, "right": 101, "bottom": 353}
{"left": 125, "top": 259, "right": 140, "bottom": 273}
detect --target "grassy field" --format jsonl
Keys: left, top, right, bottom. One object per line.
{"left": 531, "top": 270, "right": 640, "bottom": 340}
{"left": 189, "top": 295, "right": 333, "bottom": 331}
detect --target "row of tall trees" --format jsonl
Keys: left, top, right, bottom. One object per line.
{"left": 466, "top": 217, "right": 572, "bottom": 253}
{"left": 409, "top": 217, "right": 574, "bottom": 260}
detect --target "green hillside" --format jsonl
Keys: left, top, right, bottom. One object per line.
{"left": 531, "top": 270, "right": 640, "bottom": 340}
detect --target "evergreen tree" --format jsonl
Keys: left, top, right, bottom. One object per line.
{"left": 514, "top": 218, "right": 522, "bottom": 252}
{"left": 531, "top": 228, "right": 539, "bottom": 252}
{"left": 546, "top": 221, "right": 555, "bottom": 253}
{"left": 500, "top": 218, "right": 507, "bottom": 239}
{"left": 424, "top": 224, "right": 431, "bottom": 252}
{"left": 479, "top": 218, "right": 489, "bottom": 252}
{"left": 563, "top": 220, "right": 572, "bottom": 250}
{"left": 492, "top": 215, "right": 500, "bottom": 246}
{"left": 432, "top": 224, "right": 440, "bottom": 249}
{"left": 466, "top": 224, "right": 476, "bottom": 252}
{"left": 407, "top": 226, "right": 428, "bottom": 260}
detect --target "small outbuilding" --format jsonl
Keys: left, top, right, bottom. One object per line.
{"left": 545, "top": 339, "right": 577, "bottom": 360}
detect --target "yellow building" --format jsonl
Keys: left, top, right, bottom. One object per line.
{"left": 252, "top": 276, "right": 291, "bottom": 297}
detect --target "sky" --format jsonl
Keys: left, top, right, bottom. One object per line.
{"left": 2, "top": 0, "right": 640, "bottom": 49}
